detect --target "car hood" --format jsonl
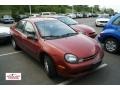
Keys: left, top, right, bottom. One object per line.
{"left": 96, "top": 18, "right": 110, "bottom": 21}
{"left": 47, "top": 34, "right": 98, "bottom": 58}
{"left": 70, "top": 24, "right": 96, "bottom": 35}
{"left": 0, "top": 26, "right": 10, "bottom": 34}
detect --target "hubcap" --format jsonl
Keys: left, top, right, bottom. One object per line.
{"left": 105, "top": 40, "right": 117, "bottom": 52}
{"left": 44, "top": 60, "right": 49, "bottom": 73}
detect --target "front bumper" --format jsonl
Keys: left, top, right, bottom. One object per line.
{"left": 3, "top": 20, "right": 14, "bottom": 23}
{"left": 56, "top": 50, "right": 104, "bottom": 77}
{"left": 97, "top": 34, "right": 104, "bottom": 43}
{"left": 0, "top": 34, "right": 11, "bottom": 43}
{"left": 96, "top": 21, "right": 107, "bottom": 26}
{"left": 58, "top": 60, "right": 102, "bottom": 78}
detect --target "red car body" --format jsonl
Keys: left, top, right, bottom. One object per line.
{"left": 70, "top": 24, "right": 97, "bottom": 38}
{"left": 10, "top": 18, "right": 104, "bottom": 77}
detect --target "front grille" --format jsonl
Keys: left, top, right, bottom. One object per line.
{"left": 99, "top": 21, "right": 108, "bottom": 23}
{"left": 83, "top": 53, "right": 97, "bottom": 61}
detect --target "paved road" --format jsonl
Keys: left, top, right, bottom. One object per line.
{"left": 0, "top": 18, "right": 120, "bottom": 85}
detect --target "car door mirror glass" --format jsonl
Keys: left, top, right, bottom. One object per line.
{"left": 26, "top": 30, "right": 37, "bottom": 41}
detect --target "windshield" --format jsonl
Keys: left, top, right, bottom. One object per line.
{"left": 3, "top": 15, "right": 13, "bottom": 19}
{"left": 57, "top": 16, "right": 78, "bottom": 25}
{"left": 98, "top": 15, "right": 110, "bottom": 18}
{"left": 35, "top": 20, "right": 77, "bottom": 39}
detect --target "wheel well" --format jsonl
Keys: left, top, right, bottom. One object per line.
{"left": 103, "top": 36, "right": 119, "bottom": 43}
{"left": 39, "top": 52, "right": 54, "bottom": 66}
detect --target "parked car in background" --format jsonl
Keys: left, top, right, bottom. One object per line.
{"left": 10, "top": 17, "right": 104, "bottom": 78}
{"left": 43, "top": 15, "right": 97, "bottom": 38}
{"left": 95, "top": 14, "right": 110, "bottom": 27}
{"left": 40, "top": 12, "right": 56, "bottom": 16}
{"left": 0, "top": 15, "right": 14, "bottom": 24}
{"left": 93, "top": 13, "right": 98, "bottom": 17}
{"left": 76, "top": 12, "right": 83, "bottom": 18}
{"left": 98, "top": 13, "right": 120, "bottom": 53}
{"left": 66, "top": 13, "right": 76, "bottom": 19}
{"left": 83, "top": 13, "right": 89, "bottom": 18}
{"left": 29, "top": 13, "right": 40, "bottom": 17}
{"left": 14, "top": 14, "right": 28, "bottom": 22}
{"left": 0, "top": 26, "right": 11, "bottom": 43}
{"left": 88, "top": 13, "right": 92, "bottom": 17}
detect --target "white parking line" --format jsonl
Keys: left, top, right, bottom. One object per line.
{"left": 0, "top": 51, "right": 22, "bottom": 57}
{"left": 58, "top": 63, "right": 108, "bottom": 85}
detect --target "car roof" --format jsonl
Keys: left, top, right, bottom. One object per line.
{"left": 23, "top": 17, "right": 57, "bottom": 23}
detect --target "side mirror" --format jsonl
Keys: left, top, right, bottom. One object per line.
{"left": 27, "top": 32, "right": 38, "bottom": 41}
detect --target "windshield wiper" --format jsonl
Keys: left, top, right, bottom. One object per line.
{"left": 41, "top": 35, "right": 62, "bottom": 39}
{"left": 69, "top": 23, "right": 78, "bottom": 25}
{"left": 42, "top": 33, "right": 78, "bottom": 39}
{"left": 60, "top": 33, "right": 78, "bottom": 37}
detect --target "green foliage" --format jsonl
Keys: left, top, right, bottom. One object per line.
{"left": 0, "top": 5, "right": 115, "bottom": 17}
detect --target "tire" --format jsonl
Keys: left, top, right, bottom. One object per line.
{"left": 44, "top": 55, "right": 57, "bottom": 78}
{"left": 95, "top": 23, "right": 99, "bottom": 27}
{"left": 104, "top": 38, "right": 120, "bottom": 53}
{"left": 11, "top": 38, "right": 20, "bottom": 50}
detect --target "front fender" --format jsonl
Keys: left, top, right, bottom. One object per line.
{"left": 98, "top": 29, "right": 120, "bottom": 42}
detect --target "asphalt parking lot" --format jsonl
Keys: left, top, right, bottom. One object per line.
{"left": 0, "top": 18, "right": 120, "bottom": 85}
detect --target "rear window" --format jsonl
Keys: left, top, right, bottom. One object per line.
{"left": 57, "top": 17, "right": 78, "bottom": 25}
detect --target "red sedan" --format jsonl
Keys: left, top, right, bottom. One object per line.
{"left": 10, "top": 18, "right": 104, "bottom": 78}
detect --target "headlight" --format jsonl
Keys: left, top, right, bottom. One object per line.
{"left": 65, "top": 54, "right": 77, "bottom": 63}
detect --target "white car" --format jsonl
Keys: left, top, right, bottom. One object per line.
{"left": 40, "top": 12, "right": 56, "bottom": 16}
{"left": 29, "top": 13, "right": 40, "bottom": 17}
{"left": 95, "top": 14, "right": 110, "bottom": 27}
{"left": 0, "top": 26, "right": 11, "bottom": 43}
{"left": 76, "top": 13, "right": 83, "bottom": 18}
{"left": 67, "top": 13, "right": 76, "bottom": 19}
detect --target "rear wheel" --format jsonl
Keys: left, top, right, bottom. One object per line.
{"left": 11, "top": 38, "right": 20, "bottom": 50}
{"left": 44, "top": 55, "right": 57, "bottom": 78}
{"left": 104, "top": 38, "right": 120, "bottom": 53}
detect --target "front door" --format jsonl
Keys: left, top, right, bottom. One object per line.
{"left": 22, "top": 21, "right": 41, "bottom": 59}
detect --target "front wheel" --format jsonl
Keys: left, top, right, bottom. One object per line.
{"left": 104, "top": 38, "right": 120, "bottom": 53}
{"left": 11, "top": 38, "right": 20, "bottom": 50}
{"left": 44, "top": 55, "right": 57, "bottom": 78}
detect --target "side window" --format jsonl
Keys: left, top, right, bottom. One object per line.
{"left": 113, "top": 17, "right": 120, "bottom": 26}
{"left": 16, "top": 21, "right": 26, "bottom": 32}
{"left": 24, "top": 21, "right": 35, "bottom": 35}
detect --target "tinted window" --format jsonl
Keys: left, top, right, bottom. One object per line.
{"left": 113, "top": 17, "right": 120, "bottom": 26}
{"left": 57, "top": 16, "right": 78, "bottom": 25}
{"left": 35, "top": 20, "right": 77, "bottom": 39}
{"left": 16, "top": 21, "right": 26, "bottom": 32}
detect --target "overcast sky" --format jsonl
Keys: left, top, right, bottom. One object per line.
{"left": 99, "top": 0, "right": 120, "bottom": 12}
{"left": 83, "top": 0, "right": 120, "bottom": 12}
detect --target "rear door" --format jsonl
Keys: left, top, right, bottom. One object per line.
{"left": 13, "top": 20, "right": 26, "bottom": 48}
